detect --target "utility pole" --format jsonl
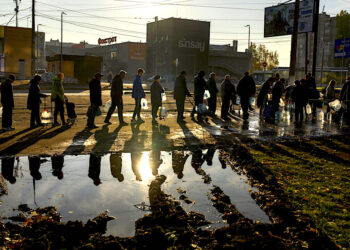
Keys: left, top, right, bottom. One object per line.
{"left": 289, "top": 0, "right": 300, "bottom": 84}
{"left": 60, "top": 12, "right": 66, "bottom": 73}
{"left": 245, "top": 25, "right": 250, "bottom": 51}
{"left": 312, "top": 0, "right": 320, "bottom": 78}
{"left": 31, "top": 0, "right": 35, "bottom": 77}
{"left": 14, "top": 0, "right": 20, "bottom": 27}
{"left": 305, "top": 32, "right": 308, "bottom": 75}
{"left": 36, "top": 24, "right": 42, "bottom": 72}
{"left": 155, "top": 16, "right": 158, "bottom": 75}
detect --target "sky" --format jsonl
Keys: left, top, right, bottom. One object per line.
{"left": 1, "top": 0, "right": 349, "bottom": 66}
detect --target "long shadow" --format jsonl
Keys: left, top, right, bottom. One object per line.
{"left": 91, "top": 124, "right": 123, "bottom": 154}
{"left": 314, "top": 137, "right": 350, "bottom": 155}
{"left": 0, "top": 127, "right": 68, "bottom": 156}
{"left": 62, "top": 128, "right": 93, "bottom": 155}
{"left": 0, "top": 127, "right": 36, "bottom": 145}
{"left": 178, "top": 121, "right": 205, "bottom": 148}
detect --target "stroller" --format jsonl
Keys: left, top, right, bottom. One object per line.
{"left": 66, "top": 99, "right": 77, "bottom": 125}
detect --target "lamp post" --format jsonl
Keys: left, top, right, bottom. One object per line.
{"left": 60, "top": 12, "right": 66, "bottom": 73}
{"left": 245, "top": 25, "right": 250, "bottom": 51}
{"left": 36, "top": 23, "right": 43, "bottom": 72}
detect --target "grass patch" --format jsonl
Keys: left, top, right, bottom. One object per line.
{"left": 249, "top": 136, "right": 350, "bottom": 249}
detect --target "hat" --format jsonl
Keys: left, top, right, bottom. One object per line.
{"left": 94, "top": 72, "right": 104, "bottom": 78}
{"left": 8, "top": 75, "right": 16, "bottom": 81}
{"left": 154, "top": 75, "right": 161, "bottom": 80}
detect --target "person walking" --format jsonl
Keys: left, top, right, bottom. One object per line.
{"left": 221, "top": 75, "right": 236, "bottom": 120}
{"left": 107, "top": 71, "right": 113, "bottom": 86}
{"left": 191, "top": 70, "right": 207, "bottom": 120}
{"left": 271, "top": 77, "right": 285, "bottom": 120}
{"left": 105, "top": 70, "right": 127, "bottom": 126}
{"left": 1, "top": 75, "right": 15, "bottom": 131}
{"left": 174, "top": 71, "right": 191, "bottom": 123}
{"left": 257, "top": 77, "right": 273, "bottom": 117}
{"left": 150, "top": 75, "right": 165, "bottom": 124}
{"left": 237, "top": 72, "right": 256, "bottom": 120}
{"left": 131, "top": 68, "right": 145, "bottom": 123}
{"left": 206, "top": 72, "right": 219, "bottom": 117}
{"left": 51, "top": 73, "right": 67, "bottom": 127}
{"left": 305, "top": 73, "right": 318, "bottom": 117}
{"left": 87, "top": 73, "right": 103, "bottom": 129}
{"left": 291, "top": 80, "right": 307, "bottom": 124}
{"left": 27, "top": 75, "right": 47, "bottom": 128}
{"left": 339, "top": 76, "right": 350, "bottom": 123}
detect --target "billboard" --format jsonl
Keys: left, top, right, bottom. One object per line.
{"left": 264, "top": 0, "right": 314, "bottom": 37}
{"left": 129, "top": 43, "right": 146, "bottom": 60}
{"left": 334, "top": 38, "right": 350, "bottom": 58}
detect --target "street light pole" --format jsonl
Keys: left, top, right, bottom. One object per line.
{"left": 36, "top": 24, "right": 42, "bottom": 72}
{"left": 60, "top": 12, "right": 66, "bottom": 73}
{"left": 245, "top": 25, "right": 250, "bottom": 51}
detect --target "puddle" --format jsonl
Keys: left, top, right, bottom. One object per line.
{"left": 0, "top": 150, "right": 270, "bottom": 237}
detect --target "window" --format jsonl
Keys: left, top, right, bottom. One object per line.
{"left": 111, "top": 51, "right": 117, "bottom": 60}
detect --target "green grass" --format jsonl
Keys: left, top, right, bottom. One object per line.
{"left": 249, "top": 137, "right": 350, "bottom": 249}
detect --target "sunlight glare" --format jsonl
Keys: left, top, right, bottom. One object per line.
{"left": 138, "top": 152, "right": 153, "bottom": 182}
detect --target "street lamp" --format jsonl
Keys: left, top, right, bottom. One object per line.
{"left": 245, "top": 24, "right": 250, "bottom": 51}
{"left": 60, "top": 12, "right": 66, "bottom": 73}
{"left": 36, "top": 24, "right": 43, "bottom": 72}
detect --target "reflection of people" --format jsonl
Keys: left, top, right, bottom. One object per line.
{"left": 1, "top": 157, "right": 16, "bottom": 184}
{"left": 88, "top": 154, "right": 102, "bottom": 185}
{"left": 191, "top": 150, "right": 205, "bottom": 169}
{"left": 131, "top": 152, "right": 142, "bottom": 181}
{"left": 29, "top": 156, "right": 42, "bottom": 180}
{"left": 52, "top": 155, "right": 64, "bottom": 180}
{"left": 110, "top": 153, "right": 124, "bottom": 182}
{"left": 172, "top": 151, "right": 189, "bottom": 179}
{"left": 149, "top": 150, "right": 162, "bottom": 176}
{"left": 205, "top": 147, "right": 215, "bottom": 166}
{"left": 218, "top": 150, "right": 227, "bottom": 169}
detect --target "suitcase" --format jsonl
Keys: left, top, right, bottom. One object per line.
{"left": 66, "top": 102, "right": 77, "bottom": 119}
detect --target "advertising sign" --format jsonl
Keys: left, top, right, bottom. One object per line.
{"left": 264, "top": 0, "right": 314, "bottom": 37}
{"left": 129, "top": 43, "right": 146, "bottom": 60}
{"left": 0, "top": 54, "right": 4, "bottom": 77}
{"left": 334, "top": 38, "right": 350, "bottom": 58}
{"left": 98, "top": 36, "right": 117, "bottom": 46}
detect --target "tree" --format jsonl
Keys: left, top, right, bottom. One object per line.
{"left": 249, "top": 42, "right": 279, "bottom": 71}
{"left": 334, "top": 10, "right": 350, "bottom": 68}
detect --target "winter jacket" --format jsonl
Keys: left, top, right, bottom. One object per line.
{"left": 89, "top": 78, "right": 102, "bottom": 106}
{"left": 111, "top": 74, "right": 123, "bottom": 105}
{"left": 206, "top": 77, "right": 218, "bottom": 97}
{"left": 27, "top": 79, "right": 46, "bottom": 110}
{"left": 257, "top": 81, "right": 270, "bottom": 108}
{"left": 221, "top": 79, "right": 236, "bottom": 101}
{"left": 151, "top": 81, "right": 165, "bottom": 106}
{"left": 174, "top": 75, "right": 190, "bottom": 101}
{"left": 51, "top": 76, "right": 64, "bottom": 101}
{"left": 194, "top": 76, "right": 207, "bottom": 105}
{"left": 291, "top": 85, "right": 307, "bottom": 106}
{"left": 132, "top": 75, "right": 145, "bottom": 99}
{"left": 272, "top": 80, "right": 284, "bottom": 102}
{"left": 325, "top": 85, "right": 335, "bottom": 101}
{"left": 237, "top": 75, "right": 256, "bottom": 99}
{"left": 0, "top": 79, "right": 14, "bottom": 108}
{"left": 340, "top": 80, "right": 350, "bottom": 102}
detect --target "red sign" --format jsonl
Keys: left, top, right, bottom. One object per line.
{"left": 98, "top": 37, "right": 117, "bottom": 45}
{"left": 262, "top": 62, "right": 267, "bottom": 68}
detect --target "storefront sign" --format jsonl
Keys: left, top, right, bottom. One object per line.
{"left": 98, "top": 37, "right": 117, "bottom": 45}
{"left": 178, "top": 40, "right": 206, "bottom": 52}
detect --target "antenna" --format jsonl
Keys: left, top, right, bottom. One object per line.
{"left": 322, "top": 5, "right": 325, "bottom": 13}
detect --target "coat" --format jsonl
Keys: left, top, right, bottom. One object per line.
{"left": 111, "top": 74, "right": 123, "bottom": 105}
{"left": 257, "top": 81, "right": 270, "bottom": 108}
{"left": 194, "top": 76, "right": 207, "bottom": 105}
{"left": 340, "top": 80, "right": 350, "bottom": 102}
{"left": 27, "top": 79, "right": 46, "bottom": 110}
{"left": 237, "top": 75, "right": 256, "bottom": 99}
{"left": 206, "top": 77, "right": 218, "bottom": 97}
{"left": 272, "top": 80, "right": 284, "bottom": 103}
{"left": 325, "top": 85, "right": 335, "bottom": 100}
{"left": 151, "top": 81, "right": 164, "bottom": 106}
{"left": 221, "top": 79, "right": 236, "bottom": 101}
{"left": 51, "top": 76, "right": 64, "bottom": 101}
{"left": 132, "top": 75, "right": 145, "bottom": 99}
{"left": 174, "top": 75, "right": 190, "bottom": 101}
{"left": 89, "top": 78, "right": 102, "bottom": 106}
{"left": 291, "top": 85, "right": 307, "bottom": 106}
{"left": 0, "top": 79, "right": 14, "bottom": 108}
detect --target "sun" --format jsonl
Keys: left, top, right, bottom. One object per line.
{"left": 138, "top": 152, "right": 153, "bottom": 182}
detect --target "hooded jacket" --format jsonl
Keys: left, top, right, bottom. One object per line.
{"left": 132, "top": 75, "right": 145, "bottom": 99}
{"left": 51, "top": 76, "right": 64, "bottom": 101}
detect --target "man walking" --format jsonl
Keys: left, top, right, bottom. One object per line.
{"left": 237, "top": 72, "right": 256, "bottom": 120}
{"left": 131, "top": 68, "right": 145, "bottom": 123}
{"left": 27, "top": 75, "right": 47, "bottom": 128}
{"left": 191, "top": 70, "right": 206, "bottom": 120}
{"left": 272, "top": 78, "right": 285, "bottom": 120}
{"left": 207, "top": 72, "right": 218, "bottom": 116}
{"left": 150, "top": 75, "right": 165, "bottom": 124}
{"left": 339, "top": 76, "right": 350, "bottom": 123}
{"left": 174, "top": 71, "right": 191, "bottom": 123}
{"left": 1, "top": 75, "right": 15, "bottom": 131}
{"left": 221, "top": 75, "right": 235, "bottom": 120}
{"left": 51, "top": 73, "right": 67, "bottom": 127}
{"left": 105, "top": 70, "right": 127, "bottom": 126}
{"left": 87, "top": 73, "right": 103, "bottom": 129}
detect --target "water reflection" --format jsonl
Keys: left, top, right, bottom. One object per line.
{"left": 0, "top": 150, "right": 270, "bottom": 237}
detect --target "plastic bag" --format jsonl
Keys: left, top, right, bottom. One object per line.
{"left": 306, "top": 104, "right": 312, "bottom": 115}
{"left": 197, "top": 103, "right": 208, "bottom": 114}
{"left": 236, "top": 96, "right": 241, "bottom": 105}
{"left": 204, "top": 90, "right": 211, "bottom": 99}
{"left": 141, "top": 98, "right": 148, "bottom": 110}
{"left": 328, "top": 100, "right": 341, "bottom": 112}
{"left": 104, "top": 100, "right": 112, "bottom": 113}
{"left": 249, "top": 97, "right": 255, "bottom": 106}
{"left": 279, "top": 98, "right": 285, "bottom": 107}
{"left": 41, "top": 109, "right": 52, "bottom": 124}
{"left": 0, "top": 107, "right": 2, "bottom": 117}
{"left": 161, "top": 93, "right": 166, "bottom": 102}
{"left": 160, "top": 107, "right": 167, "bottom": 117}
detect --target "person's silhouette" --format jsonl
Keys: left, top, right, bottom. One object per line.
{"left": 205, "top": 147, "right": 215, "bottom": 166}
{"left": 110, "top": 153, "right": 124, "bottom": 182}
{"left": 88, "top": 154, "right": 102, "bottom": 186}
{"left": 52, "top": 155, "right": 64, "bottom": 180}
{"left": 29, "top": 156, "right": 42, "bottom": 181}
{"left": 172, "top": 151, "right": 189, "bottom": 179}
{"left": 131, "top": 152, "right": 142, "bottom": 181}
{"left": 1, "top": 157, "right": 16, "bottom": 184}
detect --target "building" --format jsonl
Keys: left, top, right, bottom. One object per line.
{"left": 0, "top": 26, "right": 45, "bottom": 80}
{"left": 46, "top": 54, "right": 102, "bottom": 84}
{"left": 146, "top": 17, "right": 210, "bottom": 81}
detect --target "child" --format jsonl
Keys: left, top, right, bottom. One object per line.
{"left": 150, "top": 75, "right": 165, "bottom": 123}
